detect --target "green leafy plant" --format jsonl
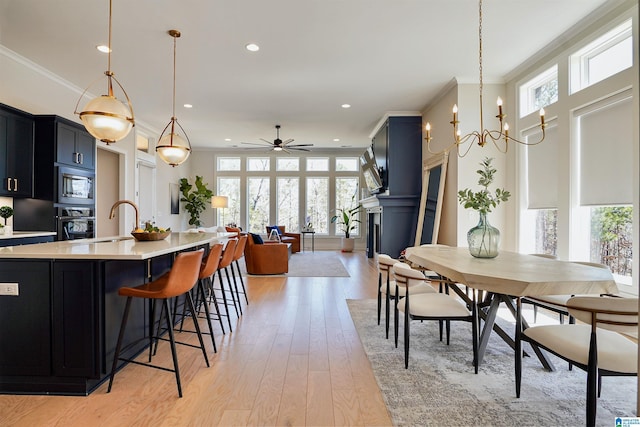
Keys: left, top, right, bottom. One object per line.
{"left": 0, "top": 206, "right": 13, "bottom": 226}
{"left": 457, "top": 157, "right": 511, "bottom": 214}
{"left": 179, "top": 176, "right": 214, "bottom": 227}
{"left": 331, "top": 195, "right": 362, "bottom": 239}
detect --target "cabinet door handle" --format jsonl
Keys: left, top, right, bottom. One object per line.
{"left": 6, "top": 178, "right": 11, "bottom": 191}
{"left": 13, "top": 178, "right": 17, "bottom": 192}
{"left": 79, "top": 153, "right": 83, "bottom": 164}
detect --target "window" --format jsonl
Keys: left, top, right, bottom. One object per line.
{"left": 336, "top": 177, "right": 360, "bottom": 236}
{"left": 248, "top": 177, "right": 270, "bottom": 232}
{"left": 248, "top": 157, "right": 270, "bottom": 171}
{"left": 277, "top": 177, "right": 299, "bottom": 231}
{"left": 217, "top": 178, "right": 240, "bottom": 227}
{"left": 276, "top": 157, "right": 299, "bottom": 171}
{"left": 215, "top": 152, "right": 361, "bottom": 237}
{"left": 336, "top": 157, "right": 359, "bottom": 171}
{"left": 306, "top": 157, "right": 329, "bottom": 171}
{"left": 519, "top": 66, "right": 558, "bottom": 117}
{"left": 218, "top": 157, "right": 241, "bottom": 171}
{"left": 570, "top": 19, "right": 632, "bottom": 94}
{"left": 306, "top": 177, "right": 329, "bottom": 233}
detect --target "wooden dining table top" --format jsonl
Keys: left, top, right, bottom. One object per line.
{"left": 404, "top": 246, "right": 618, "bottom": 297}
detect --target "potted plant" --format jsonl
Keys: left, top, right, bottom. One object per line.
{"left": 331, "top": 195, "right": 362, "bottom": 252}
{"left": 0, "top": 206, "right": 13, "bottom": 235}
{"left": 457, "top": 157, "right": 510, "bottom": 258}
{"left": 179, "top": 176, "right": 214, "bottom": 227}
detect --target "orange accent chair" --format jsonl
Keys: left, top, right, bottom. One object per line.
{"left": 244, "top": 234, "right": 289, "bottom": 275}
{"left": 266, "top": 226, "right": 300, "bottom": 253}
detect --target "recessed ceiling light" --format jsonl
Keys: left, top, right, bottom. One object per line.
{"left": 245, "top": 43, "right": 260, "bottom": 52}
{"left": 341, "top": 104, "right": 351, "bottom": 109}
{"left": 333, "top": 138, "right": 340, "bottom": 142}
{"left": 96, "top": 45, "right": 111, "bottom": 53}
{"left": 224, "top": 138, "right": 231, "bottom": 142}
{"left": 183, "top": 103, "right": 193, "bottom": 108}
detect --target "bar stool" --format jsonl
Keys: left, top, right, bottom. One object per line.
{"left": 176, "top": 243, "right": 226, "bottom": 350}
{"left": 107, "top": 249, "right": 208, "bottom": 398}
{"left": 229, "top": 235, "right": 249, "bottom": 305}
{"left": 212, "top": 239, "right": 239, "bottom": 332}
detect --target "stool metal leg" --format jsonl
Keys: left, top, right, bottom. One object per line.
{"left": 162, "top": 298, "right": 183, "bottom": 398}
{"left": 108, "top": 296, "right": 133, "bottom": 393}
{"left": 216, "top": 270, "right": 234, "bottom": 332}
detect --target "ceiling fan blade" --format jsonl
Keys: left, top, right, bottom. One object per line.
{"left": 241, "top": 142, "right": 271, "bottom": 146}
{"left": 291, "top": 147, "right": 311, "bottom": 152}
{"left": 260, "top": 138, "right": 273, "bottom": 144}
{"left": 282, "top": 138, "right": 295, "bottom": 145}
{"left": 287, "top": 143, "right": 314, "bottom": 147}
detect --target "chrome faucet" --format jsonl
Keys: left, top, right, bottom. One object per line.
{"left": 109, "top": 200, "right": 140, "bottom": 232}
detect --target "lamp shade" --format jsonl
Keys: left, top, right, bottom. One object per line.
{"left": 211, "top": 196, "right": 228, "bottom": 208}
{"left": 156, "top": 131, "right": 191, "bottom": 166}
{"left": 79, "top": 94, "right": 134, "bottom": 143}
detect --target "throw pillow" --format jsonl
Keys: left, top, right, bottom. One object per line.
{"left": 250, "top": 233, "right": 264, "bottom": 244}
{"left": 266, "top": 225, "right": 282, "bottom": 235}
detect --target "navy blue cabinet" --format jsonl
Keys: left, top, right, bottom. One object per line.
{"left": 0, "top": 104, "right": 34, "bottom": 197}
{"left": 367, "top": 116, "right": 423, "bottom": 258}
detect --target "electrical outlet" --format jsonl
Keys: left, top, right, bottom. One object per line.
{"left": 0, "top": 283, "right": 19, "bottom": 296}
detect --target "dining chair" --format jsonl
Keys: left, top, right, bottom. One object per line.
{"left": 211, "top": 239, "right": 239, "bottom": 332}
{"left": 393, "top": 263, "right": 478, "bottom": 371}
{"left": 229, "top": 234, "right": 249, "bottom": 305}
{"left": 377, "top": 254, "right": 400, "bottom": 338}
{"left": 523, "top": 260, "right": 609, "bottom": 324}
{"left": 515, "top": 295, "right": 638, "bottom": 427}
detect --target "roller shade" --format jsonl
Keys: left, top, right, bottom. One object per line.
{"left": 578, "top": 92, "right": 633, "bottom": 206}
{"left": 527, "top": 124, "right": 558, "bottom": 209}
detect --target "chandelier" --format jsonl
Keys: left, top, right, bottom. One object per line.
{"left": 74, "top": 0, "right": 135, "bottom": 144}
{"left": 425, "top": 0, "right": 546, "bottom": 157}
{"left": 156, "top": 29, "right": 192, "bottom": 167}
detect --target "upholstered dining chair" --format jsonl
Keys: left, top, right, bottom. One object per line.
{"left": 377, "top": 254, "right": 400, "bottom": 338}
{"left": 515, "top": 295, "right": 638, "bottom": 427}
{"left": 393, "top": 263, "right": 478, "bottom": 371}
{"left": 391, "top": 262, "right": 442, "bottom": 346}
{"left": 212, "top": 238, "right": 239, "bottom": 332}
{"left": 523, "top": 260, "right": 610, "bottom": 324}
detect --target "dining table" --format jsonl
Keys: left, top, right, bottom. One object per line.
{"left": 404, "top": 245, "right": 619, "bottom": 369}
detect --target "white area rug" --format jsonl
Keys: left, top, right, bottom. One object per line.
{"left": 239, "top": 250, "right": 350, "bottom": 277}
{"left": 347, "top": 298, "right": 636, "bottom": 427}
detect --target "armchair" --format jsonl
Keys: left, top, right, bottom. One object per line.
{"left": 266, "top": 226, "right": 300, "bottom": 253}
{"left": 244, "top": 233, "right": 289, "bottom": 275}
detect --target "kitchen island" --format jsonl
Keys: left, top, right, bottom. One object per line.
{"left": 0, "top": 232, "right": 233, "bottom": 395}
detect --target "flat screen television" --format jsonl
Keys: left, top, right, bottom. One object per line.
{"left": 360, "top": 146, "right": 384, "bottom": 194}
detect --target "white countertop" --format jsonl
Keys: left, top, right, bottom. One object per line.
{"left": 0, "top": 232, "right": 234, "bottom": 260}
{"left": 0, "top": 231, "right": 57, "bottom": 240}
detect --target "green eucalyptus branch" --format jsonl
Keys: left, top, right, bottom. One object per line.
{"left": 457, "top": 157, "right": 511, "bottom": 215}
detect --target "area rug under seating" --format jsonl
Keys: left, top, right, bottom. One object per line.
{"left": 347, "top": 299, "right": 636, "bottom": 427}
{"left": 239, "top": 251, "right": 350, "bottom": 277}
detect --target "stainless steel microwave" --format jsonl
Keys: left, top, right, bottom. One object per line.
{"left": 57, "top": 166, "right": 95, "bottom": 205}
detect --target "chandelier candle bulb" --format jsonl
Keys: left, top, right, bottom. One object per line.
{"left": 540, "top": 108, "right": 545, "bottom": 125}
{"left": 425, "top": 122, "right": 431, "bottom": 141}
{"left": 504, "top": 123, "right": 509, "bottom": 139}
{"left": 497, "top": 97, "right": 503, "bottom": 115}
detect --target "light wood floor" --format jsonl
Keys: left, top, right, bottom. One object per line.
{"left": 0, "top": 251, "right": 393, "bottom": 427}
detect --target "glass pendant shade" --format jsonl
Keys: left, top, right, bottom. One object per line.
{"left": 79, "top": 94, "right": 134, "bottom": 144}
{"left": 156, "top": 121, "right": 191, "bottom": 166}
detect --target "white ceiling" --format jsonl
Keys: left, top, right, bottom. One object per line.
{"left": 0, "top": 0, "right": 617, "bottom": 150}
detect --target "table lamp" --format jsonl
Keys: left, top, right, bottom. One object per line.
{"left": 211, "top": 195, "right": 228, "bottom": 226}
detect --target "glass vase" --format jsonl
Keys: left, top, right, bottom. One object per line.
{"left": 467, "top": 212, "right": 500, "bottom": 258}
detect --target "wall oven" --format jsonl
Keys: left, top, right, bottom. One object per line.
{"left": 57, "top": 206, "right": 95, "bottom": 240}
{"left": 58, "top": 166, "right": 95, "bottom": 205}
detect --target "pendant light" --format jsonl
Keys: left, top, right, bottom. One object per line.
{"left": 74, "top": 0, "right": 135, "bottom": 144}
{"left": 156, "top": 29, "right": 191, "bottom": 167}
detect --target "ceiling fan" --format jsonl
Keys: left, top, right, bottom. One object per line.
{"left": 241, "top": 125, "right": 313, "bottom": 152}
